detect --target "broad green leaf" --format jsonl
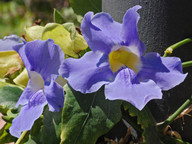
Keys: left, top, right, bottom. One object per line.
{"left": 24, "top": 25, "right": 44, "bottom": 41}
{"left": 69, "top": 0, "right": 101, "bottom": 16}
{"left": 0, "top": 85, "right": 23, "bottom": 111}
{"left": 123, "top": 102, "right": 162, "bottom": 144}
{"left": 60, "top": 85, "right": 122, "bottom": 144}
{"left": 0, "top": 123, "right": 16, "bottom": 143}
{"left": 54, "top": 9, "right": 65, "bottom": 24}
{"left": 41, "top": 107, "right": 61, "bottom": 144}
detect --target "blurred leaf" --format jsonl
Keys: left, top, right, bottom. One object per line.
{"left": 60, "top": 85, "right": 122, "bottom": 144}
{"left": 41, "top": 107, "right": 61, "bottom": 144}
{"left": 0, "top": 123, "right": 16, "bottom": 143}
{"left": 54, "top": 9, "right": 65, "bottom": 24}
{"left": 69, "top": 0, "right": 101, "bottom": 16}
{"left": 0, "top": 85, "right": 23, "bottom": 112}
{"left": 123, "top": 102, "right": 162, "bottom": 144}
{"left": 60, "top": 7, "right": 83, "bottom": 27}
{"left": 24, "top": 26, "right": 44, "bottom": 42}
{"left": 2, "top": 109, "right": 19, "bottom": 123}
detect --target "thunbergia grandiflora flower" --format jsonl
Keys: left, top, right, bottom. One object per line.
{"left": 10, "top": 39, "right": 65, "bottom": 137}
{"left": 0, "top": 35, "right": 20, "bottom": 51}
{"left": 59, "top": 5, "right": 187, "bottom": 110}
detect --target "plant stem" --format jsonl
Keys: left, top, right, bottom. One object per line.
{"left": 158, "top": 95, "right": 192, "bottom": 131}
{"left": 15, "top": 130, "right": 29, "bottom": 144}
{"left": 182, "top": 61, "right": 192, "bottom": 68}
{"left": 163, "top": 38, "right": 192, "bottom": 57}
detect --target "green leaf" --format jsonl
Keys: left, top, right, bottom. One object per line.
{"left": 123, "top": 102, "right": 162, "bottom": 144}
{"left": 41, "top": 107, "right": 61, "bottom": 144}
{"left": 25, "top": 136, "right": 37, "bottom": 144}
{"left": 54, "top": 9, "right": 65, "bottom": 24}
{"left": 0, "top": 123, "right": 16, "bottom": 143}
{"left": 60, "top": 85, "right": 122, "bottom": 144}
{"left": 0, "top": 85, "right": 23, "bottom": 113}
{"left": 69, "top": 0, "right": 101, "bottom": 16}
{"left": 27, "top": 115, "right": 44, "bottom": 144}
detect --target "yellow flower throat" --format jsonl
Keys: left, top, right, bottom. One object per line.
{"left": 109, "top": 48, "right": 141, "bottom": 73}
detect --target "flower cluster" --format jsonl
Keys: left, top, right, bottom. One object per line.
{"left": 0, "top": 5, "right": 186, "bottom": 138}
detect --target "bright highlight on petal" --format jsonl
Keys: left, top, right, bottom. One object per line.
{"left": 109, "top": 48, "right": 141, "bottom": 73}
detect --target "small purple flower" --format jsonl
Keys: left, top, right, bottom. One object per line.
{"left": 0, "top": 35, "right": 20, "bottom": 51}
{"left": 10, "top": 39, "right": 65, "bottom": 138}
{"left": 59, "top": 6, "right": 187, "bottom": 110}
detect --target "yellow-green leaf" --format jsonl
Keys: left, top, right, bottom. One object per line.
{"left": 0, "top": 51, "right": 23, "bottom": 78}
{"left": 24, "top": 25, "right": 44, "bottom": 42}
{"left": 13, "top": 68, "right": 29, "bottom": 87}
{"left": 42, "top": 23, "right": 78, "bottom": 58}
{"left": 74, "top": 33, "right": 88, "bottom": 53}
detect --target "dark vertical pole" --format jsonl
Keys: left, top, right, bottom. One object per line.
{"left": 103, "top": 0, "right": 192, "bottom": 141}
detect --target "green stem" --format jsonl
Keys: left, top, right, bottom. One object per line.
{"left": 15, "top": 130, "right": 29, "bottom": 144}
{"left": 163, "top": 37, "right": 192, "bottom": 57}
{"left": 182, "top": 61, "right": 192, "bottom": 68}
{"left": 158, "top": 95, "right": 192, "bottom": 131}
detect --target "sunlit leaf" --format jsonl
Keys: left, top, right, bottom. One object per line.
{"left": 42, "top": 23, "right": 78, "bottom": 58}
{"left": 24, "top": 25, "right": 44, "bottom": 42}
{"left": 0, "top": 51, "right": 23, "bottom": 78}
{"left": 13, "top": 68, "right": 29, "bottom": 87}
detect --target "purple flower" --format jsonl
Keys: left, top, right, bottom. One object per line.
{"left": 9, "top": 39, "right": 65, "bottom": 138}
{"left": 59, "top": 5, "right": 187, "bottom": 110}
{"left": 0, "top": 35, "right": 20, "bottom": 51}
